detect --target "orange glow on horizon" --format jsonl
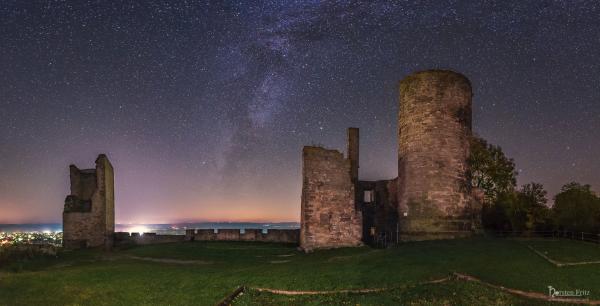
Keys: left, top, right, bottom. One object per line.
{"left": 118, "top": 214, "right": 300, "bottom": 225}
{"left": 117, "top": 201, "right": 300, "bottom": 224}
{"left": 114, "top": 195, "right": 302, "bottom": 224}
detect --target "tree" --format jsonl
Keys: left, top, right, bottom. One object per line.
{"left": 519, "top": 182, "right": 551, "bottom": 231}
{"left": 553, "top": 182, "right": 600, "bottom": 233}
{"left": 483, "top": 191, "right": 519, "bottom": 231}
{"left": 471, "top": 136, "right": 519, "bottom": 231}
{"left": 520, "top": 182, "right": 548, "bottom": 207}
{"left": 469, "top": 136, "right": 518, "bottom": 202}
{"left": 482, "top": 182, "right": 552, "bottom": 232}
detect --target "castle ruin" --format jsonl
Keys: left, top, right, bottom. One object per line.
{"left": 299, "top": 139, "right": 363, "bottom": 251}
{"left": 300, "top": 70, "right": 479, "bottom": 251}
{"left": 59, "top": 70, "right": 479, "bottom": 252}
{"left": 63, "top": 154, "right": 115, "bottom": 249}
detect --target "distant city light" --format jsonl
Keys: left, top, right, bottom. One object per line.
{"left": 0, "top": 231, "right": 62, "bottom": 246}
{"left": 128, "top": 225, "right": 149, "bottom": 234}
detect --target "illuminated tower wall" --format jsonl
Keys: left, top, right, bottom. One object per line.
{"left": 397, "top": 70, "right": 473, "bottom": 240}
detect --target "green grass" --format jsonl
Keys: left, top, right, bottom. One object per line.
{"left": 124, "top": 241, "right": 296, "bottom": 263}
{"left": 234, "top": 281, "right": 560, "bottom": 306}
{"left": 1, "top": 237, "right": 598, "bottom": 305}
{"left": 527, "top": 239, "right": 600, "bottom": 263}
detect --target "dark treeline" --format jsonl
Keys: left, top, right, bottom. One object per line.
{"left": 470, "top": 137, "right": 600, "bottom": 234}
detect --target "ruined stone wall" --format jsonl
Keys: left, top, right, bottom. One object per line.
{"left": 192, "top": 229, "right": 299, "bottom": 243}
{"left": 97, "top": 155, "right": 115, "bottom": 248}
{"left": 63, "top": 154, "right": 115, "bottom": 249}
{"left": 114, "top": 232, "right": 186, "bottom": 245}
{"left": 300, "top": 146, "right": 362, "bottom": 251}
{"left": 347, "top": 128, "right": 359, "bottom": 184}
{"left": 69, "top": 166, "right": 96, "bottom": 200}
{"left": 359, "top": 178, "right": 398, "bottom": 244}
{"left": 397, "top": 70, "right": 473, "bottom": 240}
{"left": 114, "top": 229, "right": 300, "bottom": 246}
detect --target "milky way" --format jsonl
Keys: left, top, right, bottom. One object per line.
{"left": 1, "top": 1, "right": 599, "bottom": 223}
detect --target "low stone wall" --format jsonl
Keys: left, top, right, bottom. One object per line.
{"left": 114, "top": 232, "right": 186, "bottom": 245}
{"left": 188, "top": 229, "right": 299, "bottom": 243}
{"left": 114, "top": 229, "right": 299, "bottom": 246}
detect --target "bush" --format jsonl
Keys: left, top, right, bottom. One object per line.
{"left": 553, "top": 182, "right": 600, "bottom": 233}
{"left": 0, "top": 245, "right": 58, "bottom": 270}
{"left": 482, "top": 182, "right": 552, "bottom": 233}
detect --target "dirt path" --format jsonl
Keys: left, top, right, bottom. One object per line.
{"left": 250, "top": 277, "right": 450, "bottom": 295}
{"left": 251, "top": 286, "right": 390, "bottom": 295}
{"left": 454, "top": 272, "right": 600, "bottom": 305}
{"left": 241, "top": 273, "right": 600, "bottom": 304}
{"left": 124, "top": 255, "right": 213, "bottom": 265}
{"left": 326, "top": 250, "right": 381, "bottom": 262}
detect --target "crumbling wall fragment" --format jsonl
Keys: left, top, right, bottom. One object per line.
{"left": 63, "top": 154, "right": 115, "bottom": 249}
{"left": 300, "top": 146, "right": 362, "bottom": 251}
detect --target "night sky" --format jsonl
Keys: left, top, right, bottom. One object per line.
{"left": 1, "top": 1, "right": 599, "bottom": 224}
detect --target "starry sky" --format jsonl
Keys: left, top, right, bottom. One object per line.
{"left": 1, "top": 1, "right": 599, "bottom": 224}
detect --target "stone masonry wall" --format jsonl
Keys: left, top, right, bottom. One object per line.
{"left": 63, "top": 154, "right": 115, "bottom": 249}
{"left": 99, "top": 155, "right": 115, "bottom": 248}
{"left": 113, "top": 229, "right": 299, "bottom": 246}
{"left": 114, "top": 232, "right": 187, "bottom": 245}
{"left": 347, "top": 127, "right": 359, "bottom": 184}
{"left": 191, "top": 229, "right": 299, "bottom": 243}
{"left": 358, "top": 178, "right": 399, "bottom": 244}
{"left": 300, "top": 146, "right": 362, "bottom": 251}
{"left": 397, "top": 70, "right": 473, "bottom": 240}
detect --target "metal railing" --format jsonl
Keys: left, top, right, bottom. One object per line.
{"left": 492, "top": 230, "right": 600, "bottom": 243}
{"left": 372, "top": 231, "right": 402, "bottom": 249}
{"left": 369, "top": 230, "right": 600, "bottom": 247}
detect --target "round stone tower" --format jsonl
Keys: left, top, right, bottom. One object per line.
{"left": 397, "top": 70, "right": 473, "bottom": 240}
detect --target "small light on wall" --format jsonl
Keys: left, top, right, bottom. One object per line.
{"left": 403, "top": 212, "right": 408, "bottom": 217}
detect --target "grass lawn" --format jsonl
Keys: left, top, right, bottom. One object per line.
{"left": 234, "top": 280, "right": 556, "bottom": 306}
{"left": 1, "top": 237, "right": 598, "bottom": 305}
{"left": 527, "top": 238, "right": 600, "bottom": 263}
